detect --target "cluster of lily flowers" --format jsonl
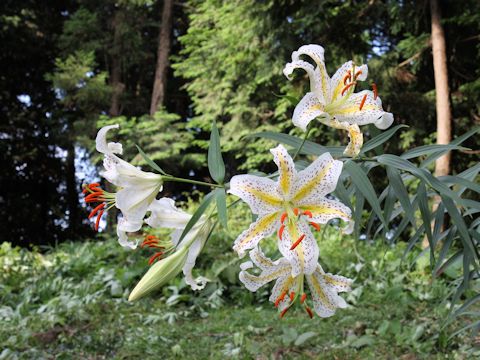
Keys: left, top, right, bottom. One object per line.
{"left": 82, "top": 45, "right": 393, "bottom": 319}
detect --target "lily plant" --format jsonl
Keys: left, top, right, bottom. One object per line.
{"left": 283, "top": 44, "right": 394, "bottom": 157}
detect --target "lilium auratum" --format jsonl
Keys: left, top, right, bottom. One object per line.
{"left": 83, "top": 124, "right": 163, "bottom": 249}
{"left": 283, "top": 44, "right": 394, "bottom": 157}
{"left": 229, "top": 144, "right": 352, "bottom": 277}
{"left": 240, "top": 246, "right": 352, "bottom": 318}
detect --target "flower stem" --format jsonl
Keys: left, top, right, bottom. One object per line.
{"left": 162, "top": 176, "right": 223, "bottom": 188}
{"left": 292, "top": 128, "right": 312, "bottom": 161}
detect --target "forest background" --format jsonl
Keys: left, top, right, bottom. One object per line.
{"left": 1, "top": 0, "right": 479, "bottom": 358}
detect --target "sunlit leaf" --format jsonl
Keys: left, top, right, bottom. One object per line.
{"left": 208, "top": 121, "right": 225, "bottom": 183}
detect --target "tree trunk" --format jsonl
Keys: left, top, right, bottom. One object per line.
{"left": 66, "top": 140, "right": 79, "bottom": 235}
{"left": 423, "top": 0, "right": 452, "bottom": 248}
{"left": 109, "top": 10, "right": 125, "bottom": 117}
{"left": 149, "top": 0, "right": 173, "bottom": 116}
{"left": 431, "top": 0, "right": 452, "bottom": 177}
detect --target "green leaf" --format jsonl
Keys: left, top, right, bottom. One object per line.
{"left": 208, "top": 121, "right": 225, "bottom": 184}
{"left": 386, "top": 166, "right": 416, "bottom": 227}
{"left": 442, "top": 195, "right": 479, "bottom": 261}
{"left": 294, "top": 331, "right": 317, "bottom": 346}
{"left": 177, "top": 191, "right": 216, "bottom": 244}
{"left": 360, "top": 125, "right": 408, "bottom": 154}
{"left": 433, "top": 227, "right": 456, "bottom": 276}
{"left": 420, "top": 127, "right": 480, "bottom": 168}
{"left": 401, "top": 144, "right": 469, "bottom": 160}
{"left": 136, "top": 145, "right": 168, "bottom": 175}
{"left": 344, "top": 161, "right": 387, "bottom": 228}
{"left": 417, "top": 182, "right": 435, "bottom": 265}
{"left": 214, "top": 188, "right": 228, "bottom": 229}
{"left": 246, "top": 132, "right": 344, "bottom": 157}
{"left": 353, "top": 189, "right": 365, "bottom": 239}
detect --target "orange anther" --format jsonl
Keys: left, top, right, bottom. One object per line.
{"left": 341, "top": 82, "right": 356, "bottom": 96}
{"left": 305, "top": 306, "right": 314, "bottom": 319}
{"left": 148, "top": 252, "right": 164, "bottom": 266}
{"left": 88, "top": 203, "right": 106, "bottom": 219}
{"left": 278, "top": 224, "right": 285, "bottom": 240}
{"left": 353, "top": 70, "right": 363, "bottom": 80}
{"left": 343, "top": 71, "right": 351, "bottom": 85}
{"left": 293, "top": 208, "right": 299, "bottom": 216}
{"left": 290, "top": 292, "right": 295, "bottom": 302}
{"left": 280, "top": 307, "right": 290, "bottom": 319}
{"left": 280, "top": 212, "right": 287, "bottom": 224}
{"left": 359, "top": 94, "right": 367, "bottom": 111}
{"left": 275, "top": 291, "right": 288, "bottom": 307}
{"left": 95, "top": 210, "right": 104, "bottom": 231}
{"left": 300, "top": 293, "right": 307, "bottom": 304}
{"left": 309, "top": 222, "right": 321, "bottom": 231}
{"left": 372, "top": 83, "right": 378, "bottom": 99}
{"left": 302, "top": 210, "right": 313, "bottom": 218}
{"left": 290, "top": 234, "right": 306, "bottom": 250}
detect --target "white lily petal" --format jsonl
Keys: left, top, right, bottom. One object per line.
{"left": 333, "top": 90, "right": 394, "bottom": 129}
{"left": 270, "top": 145, "right": 296, "bottom": 197}
{"left": 239, "top": 259, "right": 291, "bottom": 292}
{"left": 232, "top": 212, "right": 279, "bottom": 257}
{"left": 291, "top": 152, "right": 343, "bottom": 205}
{"left": 269, "top": 274, "right": 299, "bottom": 311}
{"left": 183, "top": 234, "right": 208, "bottom": 291}
{"left": 292, "top": 44, "right": 331, "bottom": 101}
{"left": 145, "top": 197, "right": 192, "bottom": 229}
{"left": 292, "top": 92, "right": 327, "bottom": 131}
{"left": 329, "top": 61, "right": 368, "bottom": 102}
{"left": 228, "top": 175, "right": 283, "bottom": 215}
{"left": 116, "top": 217, "right": 141, "bottom": 250}
{"left": 300, "top": 198, "right": 352, "bottom": 224}
{"left": 305, "top": 272, "right": 338, "bottom": 318}
{"left": 96, "top": 124, "right": 123, "bottom": 155}
{"left": 283, "top": 60, "right": 325, "bottom": 105}
{"left": 278, "top": 220, "right": 318, "bottom": 277}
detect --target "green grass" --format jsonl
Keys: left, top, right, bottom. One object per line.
{"left": 0, "top": 232, "right": 478, "bottom": 359}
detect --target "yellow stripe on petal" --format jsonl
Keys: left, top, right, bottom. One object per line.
{"left": 302, "top": 204, "right": 351, "bottom": 220}
{"left": 233, "top": 212, "right": 279, "bottom": 254}
{"left": 236, "top": 186, "right": 282, "bottom": 207}
{"left": 292, "top": 162, "right": 333, "bottom": 203}
{"left": 333, "top": 104, "right": 377, "bottom": 115}
{"left": 309, "top": 274, "right": 335, "bottom": 310}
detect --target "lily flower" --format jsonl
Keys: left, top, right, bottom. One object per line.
{"left": 83, "top": 124, "right": 163, "bottom": 249}
{"left": 240, "top": 246, "right": 352, "bottom": 318}
{"left": 140, "top": 197, "right": 213, "bottom": 291}
{"left": 229, "top": 144, "right": 352, "bottom": 277}
{"left": 283, "top": 44, "right": 394, "bottom": 157}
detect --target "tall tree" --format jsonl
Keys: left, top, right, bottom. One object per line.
{"left": 109, "top": 8, "right": 126, "bottom": 117}
{"left": 430, "top": 0, "right": 452, "bottom": 177}
{"left": 150, "top": 0, "right": 174, "bottom": 115}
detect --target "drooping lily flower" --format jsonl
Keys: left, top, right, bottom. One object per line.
{"left": 229, "top": 144, "right": 352, "bottom": 277}
{"left": 83, "top": 124, "right": 163, "bottom": 249}
{"left": 135, "top": 197, "right": 213, "bottom": 291}
{"left": 283, "top": 44, "right": 394, "bottom": 157}
{"left": 240, "top": 246, "right": 352, "bottom": 318}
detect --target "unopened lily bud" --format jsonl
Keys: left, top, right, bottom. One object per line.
{"left": 128, "top": 246, "right": 188, "bottom": 301}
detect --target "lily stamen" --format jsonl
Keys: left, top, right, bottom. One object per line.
{"left": 88, "top": 203, "right": 105, "bottom": 219}
{"left": 300, "top": 293, "right": 307, "bottom": 304}
{"left": 359, "top": 94, "right": 367, "bottom": 111}
{"left": 302, "top": 210, "right": 313, "bottom": 218}
{"left": 95, "top": 210, "right": 104, "bottom": 231}
{"left": 148, "top": 252, "right": 164, "bottom": 266}
{"left": 289, "top": 291, "right": 296, "bottom": 302}
{"left": 293, "top": 208, "right": 299, "bottom": 216}
{"left": 353, "top": 70, "right": 363, "bottom": 81}
{"left": 372, "top": 83, "right": 378, "bottom": 99}
{"left": 275, "top": 291, "right": 288, "bottom": 307}
{"left": 341, "top": 82, "right": 356, "bottom": 96}
{"left": 343, "top": 70, "right": 351, "bottom": 85}
{"left": 309, "top": 222, "right": 321, "bottom": 231}
{"left": 290, "top": 234, "right": 306, "bottom": 250}
{"left": 278, "top": 224, "right": 285, "bottom": 240}
{"left": 280, "top": 212, "right": 288, "bottom": 224}
{"left": 280, "top": 307, "right": 290, "bottom": 318}
{"left": 305, "top": 306, "right": 314, "bottom": 319}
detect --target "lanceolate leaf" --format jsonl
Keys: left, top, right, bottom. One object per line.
{"left": 246, "top": 132, "right": 344, "bottom": 157}
{"left": 386, "top": 166, "right": 416, "bottom": 227}
{"left": 136, "top": 144, "right": 168, "bottom": 175}
{"left": 417, "top": 181, "right": 434, "bottom": 264}
{"left": 177, "top": 191, "right": 216, "bottom": 244}
{"left": 214, "top": 188, "right": 228, "bottom": 229}
{"left": 208, "top": 121, "right": 225, "bottom": 184}
{"left": 360, "top": 124, "right": 408, "bottom": 154}
{"left": 344, "top": 160, "right": 387, "bottom": 228}
{"left": 401, "top": 144, "right": 469, "bottom": 160}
